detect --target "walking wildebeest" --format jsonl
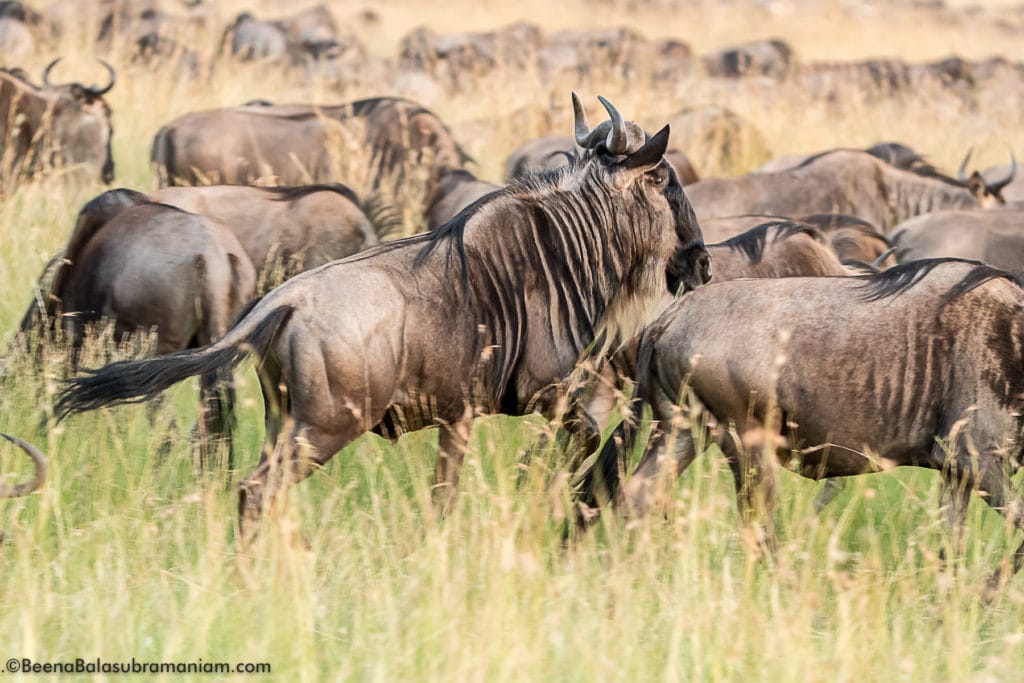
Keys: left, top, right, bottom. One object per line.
{"left": 149, "top": 184, "right": 385, "bottom": 287}
{"left": 57, "top": 94, "right": 712, "bottom": 541}
{"left": 26, "top": 189, "right": 257, "bottom": 450}
{"left": 586, "top": 259, "right": 1024, "bottom": 592}
{"left": 0, "top": 58, "right": 115, "bottom": 185}
{"left": 151, "top": 97, "right": 468, "bottom": 209}
{"left": 892, "top": 209, "right": 1024, "bottom": 271}
{"left": 685, "top": 150, "right": 1007, "bottom": 231}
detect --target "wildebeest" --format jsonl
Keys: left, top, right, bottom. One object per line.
{"left": 398, "top": 22, "right": 542, "bottom": 89}
{"left": 0, "top": 2, "right": 39, "bottom": 59}
{"left": 151, "top": 97, "right": 468, "bottom": 209}
{"left": 149, "top": 184, "right": 384, "bottom": 287}
{"left": 588, "top": 259, "right": 1024, "bottom": 591}
{"left": 892, "top": 209, "right": 1024, "bottom": 270}
{"left": 58, "top": 94, "right": 712, "bottom": 540}
{"left": 26, "top": 189, "right": 257, "bottom": 449}
{"left": 426, "top": 170, "right": 500, "bottom": 231}
{"left": 701, "top": 213, "right": 896, "bottom": 267}
{"left": 663, "top": 105, "right": 771, "bottom": 176}
{"left": 685, "top": 150, "right": 1004, "bottom": 231}
{"left": 0, "top": 58, "right": 115, "bottom": 184}
{"left": 702, "top": 38, "right": 793, "bottom": 79}
{"left": 706, "top": 221, "right": 847, "bottom": 280}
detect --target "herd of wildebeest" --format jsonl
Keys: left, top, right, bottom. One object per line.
{"left": 4, "top": 0, "right": 1024, "bottom": 595}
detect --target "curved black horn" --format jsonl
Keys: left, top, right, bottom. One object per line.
{"left": 87, "top": 60, "right": 116, "bottom": 96}
{"left": 572, "top": 92, "right": 591, "bottom": 147}
{"left": 0, "top": 434, "right": 46, "bottom": 499}
{"left": 598, "top": 95, "right": 628, "bottom": 155}
{"left": 957, "top": 147, "right": 973, "bottom": 181}
{"left": 991, "top": 151, "right": 1018, "bottom": 193}
{"left": 41, "top": 57, "right": 62, "bottom": 88}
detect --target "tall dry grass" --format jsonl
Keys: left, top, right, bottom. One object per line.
{"left": 2, "top": 1, "right": 1024, "bottom": 680}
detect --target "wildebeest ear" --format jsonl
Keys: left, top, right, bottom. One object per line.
{"left": 618, "top": 125, "right": 670, "bottom": 173}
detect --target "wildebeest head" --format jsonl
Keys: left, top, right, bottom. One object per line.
{"left": 41, "top": 58, "right": 116, "bottom": 183}
{"left": 571, "top": 93, "right": 710, "bottom": 298}
{"left": 958, "top": 148, "right": 1016, "bottom": 207}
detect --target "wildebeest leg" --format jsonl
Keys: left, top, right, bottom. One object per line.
{"left": 719, "top": 429, "right": 778, "bottom": 559}
{"left": 433, "top": 411, "right": 472, "bottom": 515}
{"left": 198, "top": 367, "right": 236, "bottom": 472}
{"left": 620, "top": 418, "right": 702, "bottom": 518}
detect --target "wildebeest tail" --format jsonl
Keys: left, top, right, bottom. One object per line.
{"left": 56, "top": 304, "right": 294, "bottom": 419}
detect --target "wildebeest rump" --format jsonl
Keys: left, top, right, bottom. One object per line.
{"left": 426, "top": 169, "right": 500, "bottom": 231}
{"left": 58, "top": 94, "right": 712, "bottom": 541}
{"left": 0, "top": 58, "right": 115, "bottom": 185}
{"left": 590, "top": 260, "right": 1024, "bottom": 590}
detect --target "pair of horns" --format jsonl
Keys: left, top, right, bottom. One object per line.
{"left": 958, "top": 147, "right": 1017, "bottom": 192}
{"left": 42, "top": 57, "right": 116, "bottom": 96}
{"left": 572, "top": 93, "right": 646, "bottom": 156}
{"left": 0, "top": 434, "right": 46, "bottom": 499}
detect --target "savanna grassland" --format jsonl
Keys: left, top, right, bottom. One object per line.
{"left": 3, "top": 0, "right": 1024, "bottom": 680}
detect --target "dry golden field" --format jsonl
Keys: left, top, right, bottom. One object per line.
{"left": 2, "top": 0, "right": 1024, "bottom": 680}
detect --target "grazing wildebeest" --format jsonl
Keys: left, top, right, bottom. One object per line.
{"left": 149, "top": 184, "right": 384, "bottom": 286}
{"left": 398, "top": 22, "right": 542, "bottom": 89}
{"left": 221, "top": 12, "right": 288, "bottom": 61}
{"left": 151, "top": 97, "right": 468, "bottom": 208}
{"left": 588, "top": 259, "right": 1024, "bottom": 592}
{"left": 892, "top": 209, "right": 1024, "bottom": 270}
{"left": 26, "top": 189, "right": 257, "bottom": 450}
{"left": 426, "top": 170, "right": 500, "bottom": 231}
{"left": 58, "top": 94, "right": 712, "bottom": 540}
{"left": 685, "top": 150, "right": 1004, "bottom": 231}
{"left": 0, "top": 58, "right": 115, "bottom": 184}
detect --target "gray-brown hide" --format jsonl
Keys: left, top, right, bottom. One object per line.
{"left": 579, "top": 221, "right": 849, "bottom": 443}
{"left": 685, "top": 150, "right": 987, "bottom": 231}
{"left": 701, "top": 213, "right": 895, "bottom": 267}
{"left": 27, "top": 188, "right": 256, "bottom": 358}
{"left": 58, "top": 95, "right": 712, "bottom": 541}
{"left": 0, "top": 59, "right": 115, "bottom": 185}
{"left": 151, "top": 97, "right": 467, "bottom": 209}
{"left": 707, "top": 221, "right": 847, "bottom": 280}
{"left": 426, "top": 170, "right": 500, "bottom": 231}
{"left": 149, "top": 184, "right": 379, "bottom": 285}
{"left": 892, "top": 209, "right": 1024, "bottom": 271}
{"left": 604, "top": 260, "right": 1024, "bottom": 589}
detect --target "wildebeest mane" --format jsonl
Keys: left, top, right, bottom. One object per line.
{"left": 720, "top": 220, "right": 822, "bottom": 264}
{"left": 265, "top": 183, "right": 360, "bottom": 205}
{"left": 413, "top": 191, "right": 506, "bottom": 285}
{"left": 857, "top": 258, "right": 1022, "bottom": 302}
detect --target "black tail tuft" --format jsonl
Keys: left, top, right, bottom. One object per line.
{"left": 56, "top": 305, "right": 293, "bottom": 419}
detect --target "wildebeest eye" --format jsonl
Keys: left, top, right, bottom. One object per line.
{"left": 646, "top": 167, "right": 669, "bottom": 186}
